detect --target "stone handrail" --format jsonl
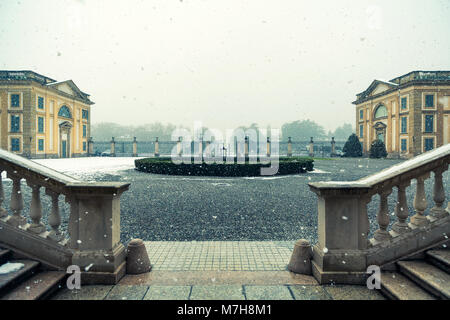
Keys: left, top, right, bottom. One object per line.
{"left": 308, "top": 143, "right": 450, "bottom": 284}
{"left": 0, "top": 148, "right": 130, "bottom": 284}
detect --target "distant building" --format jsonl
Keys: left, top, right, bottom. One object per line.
{"left": 0, "top": 70, "right": 93, "bottom": 158}
{"left": 353, "top": 71, "right": 450, "bottom": 158}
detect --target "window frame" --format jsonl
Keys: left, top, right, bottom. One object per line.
{"left": 423, "top": 137, "right": 435, "bottom": 152}
{"left": 400, "top": 138, "right": 408, "bottom": 153}
{"left": 374, "top": 104, "right": 388, "bottom": 119}
{"left": 37, "top": 96, "right": 45, "bottom": 110}
{"left": 424, "top": 114, "right": 435, "bottom": 133}
{"left": 10, "top": 115, "right": 21, "bottom": 133}
{"left": 37, "top": 116, "right": 45, "bottom": 133}
{"left": 422, "top": 92, "right": 436, "bottom": 110}
{"left": 10, "top": 137, "right": 21, "bottom": 152}
{"left": 8, "top": 92, "right": 23, "bottom": 109}
{"left": 400, "top": 116, "right": 408, "bottom": 134}
{"left": 82, "top": 109, "right": 89, "bottom": 120}
{"left": 58, "top": 105, "right": 72, "bottom": 119}
{"left": 37, "top": 138, "right": 45, "bottom": 152}
{"left": 400, "top": 96, "right": 408, "bottom": 111}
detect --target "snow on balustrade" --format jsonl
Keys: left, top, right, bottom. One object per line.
{"left": 0, "top": 149, "right": 131, "bottom": 283}
{"left": 0, "top": 148, "right": 78, "bottom": 184}
{"left": 307, "top": 143, "right": 450, "bottom": 284}
{"left": 310, "top": 143, "right": 450, "bottom": 188}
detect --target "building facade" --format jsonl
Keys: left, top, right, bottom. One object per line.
{"left": 353, "top": 71, "right": 450, "bottom": 158}
{"left": 0, "top": 70, "right": 93, "bottom": 158}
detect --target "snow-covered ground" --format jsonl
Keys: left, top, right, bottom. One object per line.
{"left": 32, "top": 157, "right": 142, "bottom": 180}
{"left": 1, "top": 156, "right": 328, "bottom": 181}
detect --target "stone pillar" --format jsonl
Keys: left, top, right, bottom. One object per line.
{"left": 287, "top": 137, "right": 292, "bottom": 157}
{"left": 308, "top": 183, "right": 371, "bottom": 284}
{"left": 198, "top": 137, "right": 203, "bottom": 160}
{"left": 110, "top": 137, "right": 116, "bottom": 157}
{"left": 331, "top": 137, "right": 336, "bottom": 157}
{"left": 132, "top": 137, "right": 138, "bottom": 157}
{"left": 244, "top": 136, "right": 249, "bottom": 159}
{"left": 88, "top": 137, "right": 94, "bottom": 156}
{"left": 67, "top": 182, "right": 130, "bottom": 284}
{"left": 154, "top": 137, "right": 159, "bottom": 157}
{"left": 266, "top": 137, "right": 271, "bottom": 157}
{"left": 309, "top": 137, "right": 314, "bottom": 157}
{"left": 205, "top": 140, "right": 211, "bottom": 160}
{"left": 177, "top": 137, "right": 182, "bottom": 156}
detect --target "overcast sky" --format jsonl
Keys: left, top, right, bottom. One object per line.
{"left": 1, "top": 0, "right": 449, "bottom": 132}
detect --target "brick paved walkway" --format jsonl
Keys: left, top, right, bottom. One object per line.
{"left": 51, "top": 241, "right": 386, "bottom": 300}
{"left": 145, "top": 241, "right": 294, "bottom": 271}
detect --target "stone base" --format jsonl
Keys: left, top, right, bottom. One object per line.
{"left": 311, "top": 261, "right": 367, "bottom": 285}
{"left": 80, "top": 261, "right": 126, "bottom": 285}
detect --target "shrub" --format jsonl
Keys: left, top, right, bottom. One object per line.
{"left": 342, "top": 133, "right": 363, "bottom": 157}
{"left": 369, "top": 139, "right": 388, "bottom": 158}
{"left": 135, "top": 157, "right": 314, "bottom": 177}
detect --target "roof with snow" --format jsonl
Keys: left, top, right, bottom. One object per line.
{"left": 0, "top": 70, "right": 94, "bottom": 105}
{"left": 353, "top": 70, "right": 450, "bottom": 105}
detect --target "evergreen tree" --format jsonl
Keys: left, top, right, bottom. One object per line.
{"left": 369, "top": 139, "right": 388, "bottom": 158}
{"left": 342, "top": 133, "right": 362, "bottom": 157}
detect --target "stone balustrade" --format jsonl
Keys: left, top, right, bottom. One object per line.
{"left": 308, "top": 143, "right": 450, "bottom": 284}
{"left": 0, "top": 148, "right": 130, "bottom": 284}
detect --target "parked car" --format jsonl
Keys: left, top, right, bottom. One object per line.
{"left": 101, "top": 149, "right": 111, "bottom": 157}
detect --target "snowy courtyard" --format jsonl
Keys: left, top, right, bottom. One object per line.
{"left": 2, "top": 156, "right": 446, "bottom": 244}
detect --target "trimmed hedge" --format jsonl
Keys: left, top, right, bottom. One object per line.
{"left": 135, "top": 157, "right": 314, "bottom": 177}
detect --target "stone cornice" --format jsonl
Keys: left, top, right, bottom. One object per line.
{"left": 353, "top": 80, "right": 450, "bottom": 106}
{"left": 0, "top": 79, "right": 94, "bottom": 105}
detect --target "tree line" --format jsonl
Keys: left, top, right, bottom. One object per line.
{"left": 91, "top": 120, "right": 354, "bottom": 142}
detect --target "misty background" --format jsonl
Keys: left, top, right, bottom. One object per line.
{"left": 1, "top": 0, "right": 449, "bottom": 137}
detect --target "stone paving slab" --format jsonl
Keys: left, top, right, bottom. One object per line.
{"left": 105, "top": 285, "right": 148, "bottom": 300}
{"left": 289, "top": 285, "right": 332, "bottom": 300}
{"left": 244, "top": 285, "right": 293, "bottom": 300}
{"left": 190, "top": 285, "right": 245, "bottom": 300}
{"left": 323, "top": 285, "right": 385, "bottom": 300}
{"left": 120, "top": 270, "right": 318, "bottom": 286}
{"left": 50, "top": 283, "right": 388, "bottom": 300}
{"left": 144, "top": 285, "right": 191, "bottom": 300}
{"left": 51, "top": 285, "right": 113, "bottom": 300}
{"left": 144, "top": 241, "right": 294, "bottom": 271}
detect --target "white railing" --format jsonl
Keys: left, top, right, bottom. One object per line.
{"left": 0, "top": 149, "right": 130, "bottom": 284}
{"left": 308, "top": 144, "right": 450, "bottom": 284}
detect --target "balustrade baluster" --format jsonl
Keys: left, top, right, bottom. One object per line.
{"left": 7, "top": 173, "right": 26, "bottom": 227}
{"left": 411, "top": 173, "right": 430, "bottom": 226}
{"left": 46, "top": 189, "right": 63, "bottom": 242}
{"left": 392, "top": 182, "right": 411, "bottom": 234}
{"left": 0, "top": 171, "right": 7, "bottom": 218}
{"left": 429, "top": 165, "right": 449, "bottom": 219}
{"left": 374, "top": 188, "right": 392, "bottom": 242}
{"left": 27, "top": 182, "right": 46, "bottom": 234}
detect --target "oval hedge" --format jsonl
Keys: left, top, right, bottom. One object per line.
{"left": 135, "top": 157, "right": 314, "bottom": 177}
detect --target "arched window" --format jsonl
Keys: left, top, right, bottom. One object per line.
{"left": 374, "top": 104, "right": 388, "bottom": 119}
{"left": 58, "top": 105, "right": 72, "bottom": 118}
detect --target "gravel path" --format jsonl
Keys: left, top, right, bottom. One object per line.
{"left": 2, "top": 157, "right": 448, "bottom": 245}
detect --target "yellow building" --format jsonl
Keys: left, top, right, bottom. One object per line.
{"left": 0, "top": 70, "right": 93, "bottom": 158}
{"left": 353, "top": 71, "right": 450, "bottom": 158}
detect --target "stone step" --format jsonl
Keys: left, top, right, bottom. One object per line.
{"left": 1, "top": 271, "right": 66, "bottom": 300}
{"left": 0, "top": 249, "right": 11, "bottom": 264}
{"left": 398, "top": 260, "right": 450, "bottom": 299}
{"left": 381, "top": 272, "right": 436, "bottom": 300}
{"left": 0, "top": 260, "right": 40, "bottom": 297}
{"left": 426, "top": 249, "right": 450, "bottom": 274}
